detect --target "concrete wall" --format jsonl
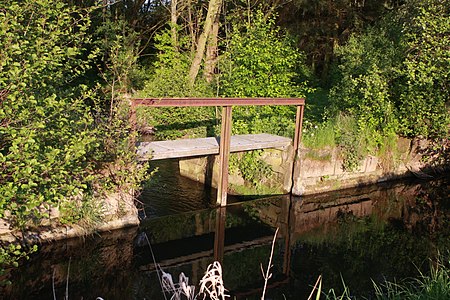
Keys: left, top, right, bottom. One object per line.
{"left": 292, "top": 137, "right": 429, "bottom": 195}
{"left": 179, "top": 137, "right": 436, "bottom": 196}
{"left": 0, "top": 191, "right": 139, "bottom": 243}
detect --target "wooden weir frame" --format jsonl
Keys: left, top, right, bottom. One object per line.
{"left": 129, "top": 97, "right": 305, "bottom": 207}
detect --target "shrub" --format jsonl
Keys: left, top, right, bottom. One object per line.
{"left": 0, "top": 0, "right": 101, "bottom": 229}
{"left": 396, "top": 0, "right": 450, "bottom": 138}
{"left": 220, "top": 10, "right": 313, "bottom": 137}
{"left": 0, "top": 0, "right": 147, "bottom": 274}
{"left": 330, "top": 0, "right": 450, "bottom": 140}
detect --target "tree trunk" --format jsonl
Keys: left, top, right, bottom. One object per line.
{"left": 188, "top": 0, "right": 222, "bottom": 87}
{"left": 204, "top": 5, "right": 221, "bottom": 83}
{"left": 171, "top": 0, "right": 179, "bottom": 49}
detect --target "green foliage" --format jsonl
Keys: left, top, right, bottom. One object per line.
{"left": 220, "top": 10, "right": 313, "bottom": 137}
{"left": 140, "top": 28, "right": 213, "bottom": 98}
{"left": 137, "top": 27, "right": 216, "bottom": 139}
{"left": 330, "top": 25, "right": 401, "bottom": 141}
{"left": 330, "top": 0, "right": 450, "bottom": 141}
{"left": 0, "top": 0, "right": 101, "bottom": 229}
{"left": 0, "top": 0, "right": 148, "bottom": 276}
{"left": 219, "top": 11, "right": 314, "bottom": 185}
{"left": 94, "top": 16, "right": 147, "bottom": 94}
{"left": 396, "top": 0, "right": 450, "bottom": 138}
{"left": 0, "top": 243, "right": 38, "bottom": 285}
{"left": 220, "top": 10, "right": 310, "bottom": 98}
{"left": 229, "top": 150, "right": 273, "bottom": 191}
{"left": 334, "top": 114, "right": 369, "bottom": 171}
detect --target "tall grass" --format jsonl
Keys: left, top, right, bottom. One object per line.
{"left": 372, "top": 258, "right": 450, "bottom": 300}
{"left": 302, "top": 120, "right": 336, "bottom": 149}
{"left": 323, "top": 257, "right": 450, "bottom": 300}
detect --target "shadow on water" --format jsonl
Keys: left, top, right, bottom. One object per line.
{"left": 2, "top": 165, "right": 450, "bottom": 299}
{"left": 139, "top": 159, "right": 217, "bottom": 218}
{"left": 138, "top": 159, "right": 272, "bottom": 218}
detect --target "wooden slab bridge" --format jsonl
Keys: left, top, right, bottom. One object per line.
{"left": 130, "top": 97, "right": 305, "bottom": 206}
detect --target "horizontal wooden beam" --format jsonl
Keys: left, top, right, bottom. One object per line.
{"left": 132, "top": 97, "right": 305, "bottom": 107}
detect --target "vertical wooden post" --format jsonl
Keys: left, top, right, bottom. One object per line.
{"left": 291, "top": 105, "right": 305, "bottom": 194}
{"left": 293, "top": 105, "right": 305, "bottom": 154}
{"left": 216, "top": 106, "right": 232, "bottom": 206}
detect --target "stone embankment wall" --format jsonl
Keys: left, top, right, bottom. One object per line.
{"left": 180, "top": 137, "right": 436, "bottom": 196}
{"left": 0, "top": 191, "right": 139, "bottom": 243}
{"left": 292, "top": 137, "right": 430, "bottom": 195}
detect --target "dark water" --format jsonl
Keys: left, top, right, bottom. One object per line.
{"left": 139, "top": 159, "right": 248, "bottom": 218}
{"left": 2, "top": 160, "right": 449, "bottom": 299}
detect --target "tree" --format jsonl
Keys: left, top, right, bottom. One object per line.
{"left": 278, "top": 0, "right": 395, "bottom": 81}
{"left": 188, "top": 0, "right": 223, "bottom": 86}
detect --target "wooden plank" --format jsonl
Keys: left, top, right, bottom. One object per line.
{"left": 136, "top": 133, "right": 291, "bottom": 161}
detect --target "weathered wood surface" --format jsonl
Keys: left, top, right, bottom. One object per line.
{"left": 137, "top": 133, "right": 291, "bottom": 161}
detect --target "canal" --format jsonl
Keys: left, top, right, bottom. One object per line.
{"left": 2, "top": 159, "right": 450, "bottom": 299}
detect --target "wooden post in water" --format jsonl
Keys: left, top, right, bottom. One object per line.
{"left": 216, "top": 106, "right": 232, "bottom": 206}
{"left": 213, "top": 206, "right": 226, "bottom": 262}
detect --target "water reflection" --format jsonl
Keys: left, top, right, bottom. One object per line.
{"left": 2, "top": 177, "right": 449, "bottom": 299}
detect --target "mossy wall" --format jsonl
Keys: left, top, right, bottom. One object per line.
{"left": 179, "top": 137, "right": 438, "bottom": 196}
{"left": 0, "top": 192, "right": 139, "bottom": 243}
{"left": 292, "top": 137, "right": 431, "bottom": 195}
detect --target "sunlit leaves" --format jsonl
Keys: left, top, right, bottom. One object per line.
{"left": 330, "top": 0, "right": 450, "bottom": 139}
{"left": 397, "top": 0, "right": 450, "bottom": 138}
{"left": 0, "top": 0, "right": 99, "bottom": 228}
{"left": 220, "top": 10, "right": 313, "bottom": 137}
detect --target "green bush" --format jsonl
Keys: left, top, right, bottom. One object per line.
{"left": 0, "top": 0, "right": 102, "bottom": 228}
{"left": 330, "top": 25, "right": 401, "bottom": 141}
{"left": 220, "top": 10, "right": 313, "bottom": 137}
{"left": 330, "top": 0, "right": 450, "bottom": 141}
{"left": 396, "top": 0, "right": 450, "bottom": 138}
{"left": 218, "top": 11, "right": 314, "bottom": 188}
{"left": 0, "top": 0, "right": 147, "bottom": 275}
